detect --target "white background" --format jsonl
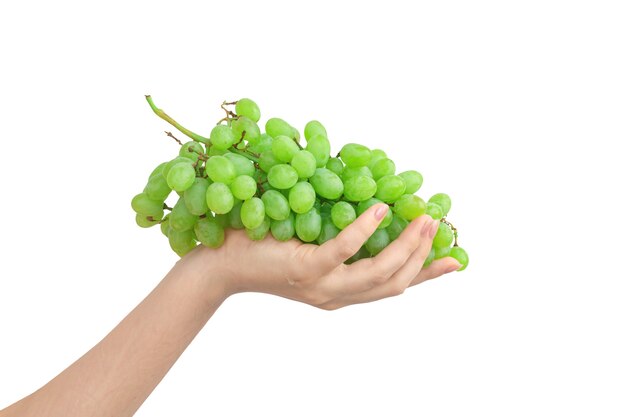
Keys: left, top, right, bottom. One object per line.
{"left": 1, "top": 1, "right": 625, "bottom": 415}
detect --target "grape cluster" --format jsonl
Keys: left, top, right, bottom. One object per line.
{"left": 131, "top": 97, "right": 469, "bottom": 270}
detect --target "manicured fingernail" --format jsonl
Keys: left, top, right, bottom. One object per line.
{"left": 374, "top": 205, "right": 389, "bottom": 220}
{"left": 421, "top": 219, "right": 433, "bottom": 236}
{"left": 428, "top": 220, "right": 440, "bottom": 238}
{"left": 445, "top": 262, "right": 461, "bottom": 273}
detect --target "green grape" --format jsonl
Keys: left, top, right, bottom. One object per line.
{"left": 341, "top": 166, "right": 373, "bottom": 182}
{"left": 149, "top": 162, "right": 168, "bottom": 180}
{"left": 425, "top": 202, "right": 443, "bottom": 220}
{"left": 429, "top": 193, "right": 452, "bottom": 216}
{"left": 343, "top": 175, "right": 377, "bottom": 202}
{"left": 230, "top": 175, "right": 257, "bottom": 200}
{"left": 228, "top": 201, "right": 245, "bottom": 229}
{"left": 306, "top": 134, "right": 331, "bottom": 167}
{"left": 393, "top": 194, "right": 426, "bottom": 220}
{"left": 144, "top": 171, "right": 171, "bottom": 201}
{"left": 131, "top": 193, "right": 165, "bottom": 217}
{"left": 135, "top": 213, "right": 159, "bottom": 228}
{"left": 235, "top": 98, "right": 261, "bottom": 122}
{"left": 370, "top": 158, "right": 396, "bottom": 180}
{"left": 368, "top": 149, "right": 387, "bottom": 170}
{"left": 183, "top": 177, "right": 210, "bottom": 215}
{"left": 330, "top": 201, "right": 356, "bottom": 230}
{"left": 295, "top": 208, "right": 322, "bottom": 242}
{"left": 267, "top": 164, "right": 298, "bottom": 189}
{"left": 357, "top": 198, "right": 392, "bottom": 229}
{"left": 208, "top": 146, "right": 228, "bottom": 156}
{"left": 270, "top": 212, "right": 295, "bottom": 241}
{"left": 304, "top": 120, "right": 327, "bottom": 141}
{"left": 194, "top": 217, "right": 225, "bottom": 248}
{"left": 365, "top": 229, "right": 390, "bottom": 256}
{"left": 423, "top": 248, "right": 435, "bottom": 268}
{"left": 168, "top": 229, "right": 196, "bottom": 257}
{"left": 205, "top": 155, "right": 236, "bottom": 184}
{"left": 169, "top": 197, "right": 198, "bottom": 232}
{"left": 433, "top": 222, "right": 454, "bottom": 248}
{"left": 288, "top": 181, "right": 316, "bottom": 214}
{"left": 223, "top": 153, "right": 255, "bottom": 177}
{"left": 209, "top": 124, "right": 236, "bottom": 150}
{"left": 160, "top": 215, "right": 170, "bottom": 237}
{"left": 290, "top": 150, "right": 317, "bottom": 179}
{"left": 162, "top": 157, "right": 192, "bottom": 180}
{"left": 309, "top": 168, "right": 343, "bottom": 199}
{"left": 326, "top": 157, "right": 344, "bottom": 176}
{"left": 246, "top": 216, "right": 270, "bottom": 241}
{"left": 265, "top": 118, "right": 295, "bottom": 139}
{"left": 272, "top": 135, "right": 300, "bottom": 162}
{"left": 167, "top": 162, "right": 196, "bottom": 192}
{"left": 320, "top": 202, "right": 333, "bottom": 218}
{"left": 214, "top": 213, "right": 230, "bottom": 228}
{"left": 179, "top": 141, "right": 205, "bottom": 162}
{"left": 205, "top": 182, "right": 235, "bottom": 214}
{"left": 247, "top": 133, "right": 273, "bottom": 154}
{"left": 375, "top": 175, "right": 406, "bottom": 203}
{"left": 345, "top": 246, "right": 371, "bottom": 264}
{"left": 340, "top": 143, "right": 371, "bottom": 168}
{"left": 386, "top": 214, "right": 408, "bottom": 241}
{"left": 240, "top": 197, "right": 265, "bottom": 229}
{"left": 261, "top": 190, "right": 290, "bottom": 220}
{"left": 317, "top": 217, "right": 340, "bottom": 244}
{"left": 449, "top": 247, "right": 469, "bottom": 271}
{"left": 399, "top": 171, "right": 423, "bottom": 194}
{"left": 259, "top": 150, "right": 281, "bottom": 172}
{"left": 434, "top": 245, "right": 451, "bottom": 259}
{"left": 231, "top": 116, "right": 261, "bottom": 143}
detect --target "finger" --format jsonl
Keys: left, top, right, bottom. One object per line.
{"left": 319, "top": 215, "right": 436, "bottom": 295}
{"left": 311, "top": 203, "right": 389, "bottom": 272}
{"left": 409, "top": 257, "right": 462, "bottom": 287}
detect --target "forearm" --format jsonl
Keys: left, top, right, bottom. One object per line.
{"left": 2, "top": 249, "right": 228, "bottom": 417}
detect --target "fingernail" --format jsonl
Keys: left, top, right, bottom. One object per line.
{"left": 421, "top": 219, "right": 433, "bottom": 236}
{"left": 428, "top": 220, "right": 440, "bottom": 238}
{"left": 374, "top": 205, "right": 389, "bottom": 220}
{"left": 445, "top": 262, "right": 461, "bottom": 273}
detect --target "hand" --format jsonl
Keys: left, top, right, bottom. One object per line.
{"left": 184, "top": 204, "right": 462, "bottom": 309}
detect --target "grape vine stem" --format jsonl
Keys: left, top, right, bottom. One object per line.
{"left": 440, "top": 217, "right": 458, "bottom": 247}
{"left": 145, "top": 95, "right": 211, "bottom": 144}
{"left": 164, "top": 131, "right": 183, "bottom": 146}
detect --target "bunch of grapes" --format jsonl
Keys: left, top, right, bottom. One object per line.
{"left": 131, "top": 96, "right": 469, "bottom": 270}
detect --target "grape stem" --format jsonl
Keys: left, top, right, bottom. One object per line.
{"left": 221, "top": 100, "right": 238, "bottom": 119}
{"left": 229, "top": 146, "right": 260, "bottom": 163}
{"left": 163, "top": 203, "right": 173, "bottom": 211}
{"left": 440, "top": 217, "right": 459, "bottom": 247}
{"left": 145, "top": 95, "right": 211, "bottom": 144}
{"left": 164, "top": 131, "right": 183, "bottom": 146}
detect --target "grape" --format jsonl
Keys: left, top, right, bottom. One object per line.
{"left": 208, "top": 146, "right": 227, "bottom": 156}
{"left": 205, "top": 182, "right": 235, "bottom": 214}
{"left": 425, "top": 202, "right": 443, "bottom": 220}
{"left": 340, "top": 143, "right": 371, "bottom": 168}
{"left": 272, "top": 135, "right": 300, "bottom": 162}
{"left": 259, "top": 150, "right": 280, "bottom": 172}
{"left": 167, "top": 162, "right": 196, "bottom": 192}
{"left": 261, "top": 190, "right": 290, "bottom": 220}
{"left": 309, "top": 168, "right": 343, "bottom": 199}
{"left": 224, "top": 152, "right": 255, "bottom": 177}
{"left": 267, "top": 164, "right": 298, "bottom": 189}
{"left": 343, "top": 175, "right": 377, "bottom": 202}
{"left": 365, "top": 229, "right": 390, "bottom": 256}
{"left": 131, "top": 193, "right": 164, "bottom": 217}
{"left": 320, "top": 202, "right": 333, "bottom": 218}
{"left": 357, "top": 198, "right": 392, "bottom": 229}
{"left": 399, "top": 170, "right": 423, "bottom": 194}
{"left": 231, "top": 116, "right": 261, "bottom": 143}
{"left": 145, "top": 172, "right": 171, "bottom": 201}
{"left": 179, "top": 141, "right": 204, "bottom": 162}
{"left": 341, "top": 166, "right": 372, "bottom": 182}
{"left": 170, "top": 197, "right": 198, "bottom": 232}
{"left": 304, "top": 120, "right": 327, "bottom": 141}
{"left": 433, "top": 222, "right": 454, "bottom": 248}
{"left": 428, "top": 193, "right": 451, "bottom": 216}
{"left": 209, "top": 124, "right": 236, "bottom": 150}
{"left": 345, "top": 246, "right": 371, "bottom": 264}
{"left": 290, "top": 150, "right": 317, "bottom": 179}
{"left": 160, "top": 215, "right": 170, "bottom": 237}
{"left": 183, "top": 177, "right": 210, "bottom": 215}
{"left": 386, "top": 214, "right": 408, "bottom": 241}
{"left": 168, "top": 229, "right": 196, "bottom": 257}
{"left": 434, "top": 245, "right": 451, "bottom": 259}
{"left": 230, "top": 175, "right": 257, "bottom": 200}
{"left": 246, "top": 216, "right": 270, "bottom": 241}
{"left": 295, "top": 208, "right": 322, "bottom": 242}
{"left": 240, "top": 197, "right": 265, "bottom": 229}
{"left": 194, "top": 217, "right": 225, "bottom": 248}
{"left": 423, "top": 248, "right": 435, "bottom": 268}
{"left": 317, "top": 217, "right": 340, "bottom": 244}
{"left": 330, "top": 201, "right": 356, "bottom": 230}
{"left": 288, "top": 181, "right": 316, "bottom": 214}
{"left": 375, "top": 175, "right": 406, "bottom": 203}
{"left": 214, "top": 213, "right": 229, "bottom": 228}
{"left": 306, "top": 134, "right": 331, "bottom": 167}
{"left": 449, "top": 247, "right": 469, "bottom": 271}
{"left": 149, "top": 162, "right": 168, "bottom": 180}
{"left": 235, "top": 98, "right": 261, "bottom": 122}
{"left": 326, "top": 157, "right": 344, "bottom": 176}
{"left": 205, "top": 155, "right": 236, "bottom": 184}
{"left": 393, "top": 194, "right": 426, "bottom": 221}
{"left": 162, "top": 157, "right": 192, "bottom": 181}
{"left": 370, "top": 158, "right": 396, "bottom": 180}
{"left": 248, "top": 133, "right": 273, "bottom": 154}
{"left": 270, "top": 212, "right": 295, "bottom": 241}
{"left": 135, "top": 213, "right": 159, "bottom": 228}
{"left": 368, "top": 149, "right": 387, "bottom": 170}
{"left": 266, "top": 118, "right": 295, "bottom": 139}
{"left": 228, "top": 201, "right": 245, "bottom": 229}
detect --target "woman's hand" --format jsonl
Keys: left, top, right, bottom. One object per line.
{"left": 184, "top": 203, "right": 462, "bottom": 309}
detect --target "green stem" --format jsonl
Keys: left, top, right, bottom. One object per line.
{"left": 229, "top": 147, "right": 260, "bottom": 163}
{"left": 145, "top": 95, "right": 211, "bottom": 144}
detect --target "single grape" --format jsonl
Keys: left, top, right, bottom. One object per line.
{"left": 320, "top": 202, "right": 333, "bottom": 218}
{"left": 179, "top": 141, "right": 205, "bottom": 162}
{"left": 270, "top": 212, "right": 295, "bottom": 241}
{"left": 304, "top": 120, "right": 327, "bottom": 141}
{"left": 425, "top": 202, "right": 443, "bottom": 220}
{"left": 375, "top": 175, "right": 406, "bottom": 203}
{"left": 240, "top": 197, "right": 266, "bottom": 229}
{"left": 434, "top": 245, "right": 451, "bottom": 259}
{"left": 449, "top": 247, "right": 469, "bottom": 271}
{"left": 205, "top": 182, "right": 235, "bottom": 214}
{"left": 433, "top": 222, "right": 454, "bottom": 248}
{"left": 341, "top": 166, "right": 373, "bottom": 182}
{"left": 224, "top": 152, "right": 255, "bottom": 177}
{"left": 340, "top": 143, "right": 371, "bottom": 168}
{"left": 168, "top": 229, "right": 196, "bottom": 257}
{"left": 208, "top": 146, "right": 227, "bottom": 156}
{"left": 235, "top": 98, "right": 261, "bottom": 122}
{"left": 265, "top": 118, "right": 295, "bottom": 139}
{"left": 144, "top": 171, "right": 171, "bottom": 201}
{"left": 167, "top": 162, "right": 196, "bottom": 192}
{"left": 330, "top": 201, "right": 356, "bottom": 230}
{"left": 209, "top": 124, "right": 236, "bottom": 150}
{"left": 246, "top": 216, "right": 270, "bottom": 241}
{"left": 428, "top": 193, "right": 452, "bottom": 216}
{"left": 423, "top": 248, "right": 435, "bottom": 268}
{"left": 230, "top": 175, "right": 257, "bottom": 200}
{"left": 306, "top": 134, "right": 331, "bottom": 167}
{"left": 183, "top": 177, "right": 210, "bottom": 215}
{"left": 149, "top": 162, "right": 168, "bottom": 181}
{"left": 259, "top": 150, "right": 281, "bottom": 172}
{"left": 160, "top": 215, "right": 170, "bottom": 237}
{"left": 194, "top": 217, "right": 225, "bottom": 248}
{"left": 228, "top": 201, "right": 245, "bottom": 229}
{"left": 326, "top": 157, "right": 344, "bottom": 176}
{"left": 370, "top": 158, "right": 396, "bottom": 180}
{"left": 288, "top": 181, "right": 316, "bottom": 214}
{"left": 393, "top": 194, "right": 426, "bottom": 221}
{"left": 135, "top": 213, "right": 159, "bottom": 228}
{"left": 272, "top": 135, "right": 300, "bottom": 162}
{"left": 205, "top": 155, "right": 236, "bottom": 184}
{"left": 368, "top": 149, "right": 387, "bottom": 170}
{"left": 357, "top": 198, "right": 392, "bottom": 229}
{"left": 398, "top": 170, "right": 423, "bottom": 194}
{"left": 345, "top": 246, "right": 371, "bottom": 264}
{"left": 317, "top": 217, "right": 341, "bottom": 244}
{"left": 162, "top": 157, "right": 192, "bottom": 181}
{"left": 290, "top": 150, "right": 317, "bottom": 179}
{"left": 131, "top": 193, "right": 165, "bottom": 217}
{"left": 295, "top": 208, "right": 322, "bottom": 242}
{"left": 365, "top": 229, "right": 390, "bottom": 256}
{"left": 231, "top": 116, "right": 261, "bottom": 143}
{"left": 267, "top": 164, "right": 298, "bottom": 189}
{"left": 261, "top": 190, "right": 290, "bottom": 220}
{"left": 169, "top": 197, "right": 198, "bottom": 232}
{"left": 386, "top": 214, "right": 408, "bottom": 241}
{"left": 343, "top": 175, "right": 377, "bottom": 202}
{"left": 247, "top": 133, "right": 273, "bottom": 154}
{"left": 309, "top": 168, "right": 344, "bottom": 199}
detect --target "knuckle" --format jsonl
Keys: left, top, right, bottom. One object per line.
{"left": 389, "top": 282, "right": 407, "bottom": 297}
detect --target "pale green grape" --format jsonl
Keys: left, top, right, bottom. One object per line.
{"left": 210, "top": 124, "right": 236, "bottom": 150}
{"left": 167, "top": 162, "right": 196, "bottom": 192}
{"left": 326, "top": 157, "right": 344, "bottom": 176}
{"left": 309, "top": 168, "right": 343, "bottom": 199}
{"left": 247, "top": 133, "right": 273, "bottom": 154}
{"left": 371, "top": 158, "right": 396, "bottom": 180}
{"left": 295, "top": 208, "right": 322, "bottom": 242}
{"left": 290, "top": 150, "right": 317, "bottom": 179}
{"left": 393, "top": 194, "right": 426, "bottom": 220}
{"left": 320, "top": 202, "right": 333, "bottom": 218}
{"left": 179, "top": 141, "right": 205, "bottom": 162}
{"left": 149, "top": 162, "right": 168, "bottom": 180}
{"left": 224, "top": 152, "right": 255, "bottom": 177}
{"left": 194, "top": 217, "right": 225, "bottom": 248}
{"left": 304, "top": 120, "right": 327, "bottom": 141}
{"left": 357, "top": 198, "right": 392, "bottom": 229}
{"left": 168, "top": 229, "right": 196, "bottom": 257}
{"left": 434, "top": 245, "right": 451, "bottom": 259}
{"left": 340, "top": 143, "right": 371, "bottom": 168}
{"left": 205, "top": 155, "right": 236, "bottom": 184}
{"left": 246, "top": 216, "right": 270, "bottom": 240}
{"left": 272, "top": 135, "right": 300, "bottom": 162}
{"left": 230, "top": 175, "right": 257, "bottom": 200}
{"left": 208, "top": 146, "right": 227, "bottom": 156}
{"left": 135, "top": 213, "right": 159, "bottom": 228}
{"left": 288, "top": 181, "right": 316, "bottom": 214}
{"left": 270, "top": 213, "right": 295, "bottom": 241}
{"left": 205, "top": 182, "right": 235, "bottom": 214}
{"left": 183, "top": 177, "right": 210, "bottom": 215}
{"left": 345, "top": 246, "right": 371, "bottom": 264}
{"left": 317, "top": 217, "right": 340, "bottom": 244}
{"left": 231, "top": 116, "right": 261, "bottom": 143}
{"left": 131, "top": 193, "right": 164, "bottom": 217}
{"left": 170, "top": 197, "right": 198, "bottom": 232}
{"left": 265, "top": 118, "right": 295, "bottom": 139}
{"left": 235, "top": 98, "right": 261, "bottom": 122}
{"left": 160, "top": 214, "right": 170, "bottom": 236}
{"left": 306, "top": 134, "right": 331, "bottom": 167}
{"left": 214, "top": 213, "right": 229, "bottom": 228}
{"left": 330, "top": 201, "right": 356, "bottom": 230}
{"left": 145, "top": 172, "right": 171, "bottom": 201}
{"left": 228, "top": 201, "right": 245, "bottom": 229}
{"left": 365, "top": 229, "right": 390, "bottom": 256}
{"left": 261, "top": 190, "right": 290, "bottom": 220}
{"left": 428, "top": 193, "right": 452, "bottom": 216}
{"left": 267, "top": 164, "right": 298, "bottom": 189}
{"left": 425, "top": 202, "right": 443, "bottom": 220}
{"left": 343, "top": 175, "right": 377, "bottom": 202}
{"left": 240, "top": 197, "right": 265, "bottom": 229}
{"left": 162, "top": 157, "right": 192, "bottom": 180}
{"left": 399, "top": 170, "right": 423, "bottom": 194}
{"left": 423, "top": 248, "right": 435, "bottom": 268}
{"left": 368, "top": 149, "right": 387, "bottom": 170}
{"left": 449, "top": 247, "right": 469, "bottom": 271}
{"left": 341, "top": 166, "right": 372, "bottom": 182}
{"left": 375, "top": 175, "right": 406, "bottom": 203}
{"left": 386, "top": 214, "right": 408, "bottom": 241}
{"left": 433, "top": 222, "right": 454, "bottom": 248}
{"left": 259, "top": 150, "right": 280, "bottom": 173}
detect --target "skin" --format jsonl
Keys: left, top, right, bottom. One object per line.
{"left": 0, "top": 204, "right": 461, "bottom": 417}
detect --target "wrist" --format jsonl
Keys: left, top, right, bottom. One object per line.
{"left": 175, "top": 246, "right": 235, "bottom": 302}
